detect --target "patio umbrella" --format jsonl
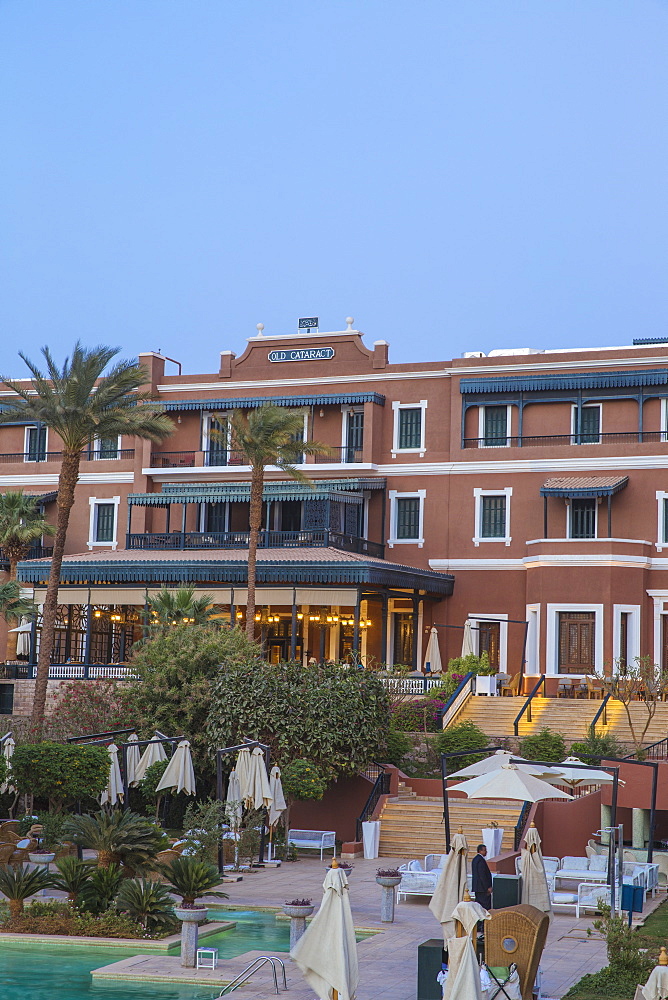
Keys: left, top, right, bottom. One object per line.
{"left": 8, "top": 620, "right": 32, "bottom": 656}
{"left": 234, "top": 746, "right": 253, "bottom": 805}
{"left": 548, "top": 756, "right": 616, "bottom": 789}
{"left": 226, "top": 769, "right": 243, "bottom": 829}
{"left": 461, "top": 619, "right": 476, "bottom": 657}
{"left": 423, "top": 626, "right": 443, "bottom": 674}
{"left": 520, "top": 822, "right": 552, "bottom": 920}
{"left": 268, "top": 765, "right": 287, "bottom": 828}
{"left": 448, "top": 749, "right": 562, "bottom": 781}
{"left": 429, "top": 831, "right": 468, "bottom": 941}
{"left": 155, "top": 739, "right": 196, "bottom": 796}
{"left": 442, "top": 935, "right": 483, "bottom": 1000}
{"left": 453, "top": 763, "right": 574, "bottom": 803}
{"left": 637, "top": 947, "right": 668, "bottom": 1000}
{"left": 1, "top": 736, "right": 15, "bottom": 794}
{"left": 132, "top": 735, "right": 168, "bottom": 784}
{"left": 291, "top": 861, "right": 359, "bottom": 1000}
{"left": 101, "top": 744, "right": 123, "bottom": 806}
{"left": 247, "top": 746, "right": 272, "bottom": 811}
{"left": 125, "top": 733, "right": 141, "bottom": 787}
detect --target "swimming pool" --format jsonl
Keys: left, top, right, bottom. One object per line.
{"left": 0, "top": 908, "right": 290, "bottom": 1000}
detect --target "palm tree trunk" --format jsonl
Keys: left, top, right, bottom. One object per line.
{"left": 245, "top": 466, "right": 264, "bottom": 641}
{"left": 8, "top": 898, "right": 23, "bottom": 919}
{"left": 31, "top": 450, "right": 81, "bottom": 728}
{"left": 97, "top": 849, "right": 113, "bottom": 869}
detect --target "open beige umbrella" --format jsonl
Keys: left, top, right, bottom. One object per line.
{"left": 520, "top": 822, "right": 552, "bottom": 920}
{"left": 424, "top": 626, "right": 443, "bottom": 674}
{"left": 125, "top": 733, "right": 141, "bottom": 787}
{"left": 132, "top": 735, "right": 168, "bottom": 785}
{"left": 155, "top": 739, "right": 196, "bottom": 796}
{"left": 448, "top": 749, "right": 561, "bottom": 781}
{"left": 291, "top": 860, "right": 359, "bottom": 1000}
{"left": 453, "top": 763, "right": 573, "bottom": 803}
{"left": 548, "top": 756, "right": 616, "bottom": 788}
{"left": 1, "top": 736, "right": 15, "bottom": 794}
{"left": 247, "top": 746, "right": 272, "bottom": 811}
{"left": 101, "top": 744, "right": 123, "bottom": 806}
{"left": 429, "top": 831, "right": 468, "bottom": 940}
{"left": 235, "top": 747, "right": 253, "bottom": 805}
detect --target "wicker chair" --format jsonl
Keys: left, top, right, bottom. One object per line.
{"left": 0, "top": 821, "right": 19, "bottom": 837}
{"left": 485, "top": 904, "right": 549, "bottom": 1000}
{"left": 8, "top": 838, "right": 38, "bottom": 865}
{"left": 0, "top": 843, "right": 17, "bottom": 864}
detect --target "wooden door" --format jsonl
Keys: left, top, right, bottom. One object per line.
{"left": 559, "top": 612, "right": 595, "bottom": 674}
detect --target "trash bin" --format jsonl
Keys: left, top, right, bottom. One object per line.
{"left": 417, "top": 938, "right": 447, "bottom": 1000}
{"left": 621, "top": 883, "right": 644, "bottom": 925}
{"left": 491, "top": 873, "right": 522, "bottom": 909}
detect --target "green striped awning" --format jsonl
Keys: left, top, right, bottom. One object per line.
{"left": 163, "top": 393, "right": 385, "bottom": 411}
{"left": 128, "top": 479, "right": 385, "bottom": 506}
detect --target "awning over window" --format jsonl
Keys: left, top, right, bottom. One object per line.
{"left": 540, "top": 476, "right": 629, "bottom": 499}
{"left": 162, "top": 392, "right": 385, "bottom": 412}
{"left": 128, "top": 479, "right": 385, "bottom": 506}
{"left": 461, "top": 368, "right": 668, "bottom": 394}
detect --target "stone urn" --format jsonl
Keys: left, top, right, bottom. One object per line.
{"left": 29, "top": 852, "right": 55, "bottom": 865}
{"left": 375, "top": 875, "right": 402, "bottom": 923}
{"left": 174, "top": 905, "right": 208, "bottom": 968}
{"left": 325, "top": 865, "right": 353, "bottom": 878}
{"left": 282, "top": 902, "right": 315, "bottom": 949}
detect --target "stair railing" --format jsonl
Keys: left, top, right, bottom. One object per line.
{"left": 513, "top": 675, "right": 545, "bottom": 736}
{"left": 441, "top": 671, "right": 475, "bottom": 729}
{"left": 217, "top": 956, "right": 287, "bottom": 996}
{"left": 356, "top": 769, "right": 391, "bottom": 842}
{"left": 589, "top": 693, "right": 611, "bottom": 733}
{"left": 513, "top": 801, "right": 532, "bottom": 850}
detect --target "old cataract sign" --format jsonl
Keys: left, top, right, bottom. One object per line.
{"left": 268, "top": 347, "right": 335, "bottom": 362}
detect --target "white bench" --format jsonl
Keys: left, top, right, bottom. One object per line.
{"left": 287, "top": 829, "right": 336, "bottom": 860}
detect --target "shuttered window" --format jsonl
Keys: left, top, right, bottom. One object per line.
{"left": 0, "top": 685, "right": 14, "bottom": 715}
{"left": 95, "top": 503, "right": 116, "bottom": 543}
{"left": 206, "top": 417, "right": 228, "bottom": 465}
{"left": 26, "top": 426, "right": 47, "bottom": 462}
{"left": 346, "top": 410, "right": 364, "bottom": 460}
{"left": 97, "top": 435, "right": 119, "bottom": 459}
{"left": 559, "top": 612, "right": 595, "bottom": 673}
{"left": 396, "top": 498, "right": 420, "bottom": 539}
{"left": 483, "top": 406, "right": 508, "bottom": 446}
{"left": 481, "top": 496, "right": 507, "bottom": 538}
{"left": 574, "top": 405, "right": 601, "bottom": 444}
{"left": 398, "top": 408, "right": 422, "bottom": 449}
{"left": 570, "top": 499, "right": 596, "bottom": 539}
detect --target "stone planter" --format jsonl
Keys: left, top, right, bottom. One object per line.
{"left": 375, "top": 875, "right": 402, "bottom": 923}
{"left": 29, "top": 852, "right": 55, "bottom": 865}
{"left": 282, "top": 903, "right": 315, "bottom": 949}
{"left": 174, "top": 905, "right": 208, "bottom": 968}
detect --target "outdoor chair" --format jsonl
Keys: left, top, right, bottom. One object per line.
{"left": 481, "top": 962, "right": 522, "bottom": 1000}
{"left": 586, "top": 679, "right": 604, "bottom": 699}
{"left": 576, "top": 882, "right": 611, "bottom": 918}
{"left": 0, "top": 821, "right": 19, "bottom": 837}
{"left": 499, "top": 674, "right": 521, "bottom": 697}
{"left": 485, "top": 904, "right": 549, "bottom": 1000}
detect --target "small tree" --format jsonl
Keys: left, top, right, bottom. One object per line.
{"left": 519, "top": 727, "right": 566, "bottom": 763}
{"left": 147, "top": 587, "right": 218, "bottom": 629}
{"left": 435, "top": 720, "right": 489, "bottom": 772}
{"left": 49, "top": 679, "right": 137, "bottom": 740}
{"left": 140, "top": 760, "right": 170, "bottom": 819}
{"left": 591, "top": 657, "right": 668, "bottom": 759}
{"left": 10, "top": 742, "right": 109, "bottom": 812}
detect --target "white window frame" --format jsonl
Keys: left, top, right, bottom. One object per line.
{"left": 545, "top": 603, "right": 604, "bottom": 677}
{"left": 468, "top": 612, "right": 509, "bottom": 674}
{"left": 478, "top": 404, "right": 512, "bottom": 448}
{"left": 88, "top": 496, "right": 120, "bottom": 550}
{"left": 388, "top": 489, "right": 426, "bottom": 548}
{"left": 93, "top": 434, "right": 121, "bottom": 459}
{"left": 567, "top": 497, "right": 598, "bottom": 540}
{"left": 571, "top": 403, "right": 602, "bottom": 445}
{"left": 24, "top": 424, "right": 48, "bottom": 462}
{"left": 661, "top": 399, "right": 668, "bottom": 442}
{"left": 525, "top": 604, "right": 541, "bottom": 676}
{"left": 391, "top": 400, "right": 427, "bottom": 457}
{"left": 341, "top": 405, "right": 364, "bottom": 461}
{"left": 202, "top": 413, "right": 231, "bottom": 460}
{"left": 648, "top": 592, "right": 668, "bottom": 669}
{"left": 613, "top": 604, "right": 640, "bottom": 669}
{"left": 656, "top": 491, "right": 668, "bottom": 551}
{"left": 473, "top": 487, "right": 512, "bottom": 547}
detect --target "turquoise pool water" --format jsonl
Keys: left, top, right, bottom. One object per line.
{"left": 0, "top": 909, "right": 289, "bottom": 1000}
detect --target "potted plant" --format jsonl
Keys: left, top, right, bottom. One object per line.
{"left": 28, "top": 825, "right": 56, "bottom": 866}
{"left": 282, "top": 897, "right": 314, "bottom": 948}
{"left": 325, "top": 860, "right": 354, "bottom": 877}
{"left": 375, "top": 867, "right": 403, "bottom": 923}
{"left": 158, "top": 855, "right": 228, "bottom": 968}
{"left": 375, "top": 866, "right": 402, "bottom": 888}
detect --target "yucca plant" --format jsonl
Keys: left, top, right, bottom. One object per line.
{"left": 0, "top": 864, "right": 57, "bottom": 919}
{"left": 63, "top": 809, "right": 167, "bottom": 871}
{"left": 51, "top": 857, "right": 94, "bottom": 906}
{"left": 116, "top": 878, "right": 179, "bottom": 934}
{"left": 158, "top": 856, "right": 228, "bottom": 908}
{"left": 78, "top": 863, "right": 124, "bottom": 915}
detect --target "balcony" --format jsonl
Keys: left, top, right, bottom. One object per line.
{"left": 148, "top": 446, "right": 364, "bottom": 468}
{"left": 126, "top": 528, "right": 384, "bottom": 558}
{"left": 463, "top": 431, "right": 668, "bottom": 449}
{"left": 0, "top": 544, "right": 53, "bottom": 570}
{"left": 0, "top": 450, "right": 135, "bottom": 463}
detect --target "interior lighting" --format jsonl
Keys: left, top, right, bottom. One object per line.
{"left": 236, "top": 611, "right": 243, "bottom": 619}
{"left": 297, "top": 613, "right": 304, "bottom": 620}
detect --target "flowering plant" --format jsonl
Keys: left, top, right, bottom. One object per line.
{"left": 281, "top": 759, "right": 327, "bottom": 801}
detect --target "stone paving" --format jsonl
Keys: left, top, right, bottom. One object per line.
{"left": 88, "top": 854, "right": 668, "bottom": 999}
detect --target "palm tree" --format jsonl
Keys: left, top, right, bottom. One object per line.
{"left": 157, "top": 855, "right": 228, "bottom": 907}
{"left": 52, "top": 857, "right": 95, "bottom": 906}
{"left": 0, "top": 344, "right": 173, "bottom": 725}
{"left": 0, "top": 864, "right": 56, "bottom": 919}
{"left": 221, "top": 405, "right": 332, "bottom": 639}
{"left": 0, "top": 580, "right": 37, "bottom": 629}
{"left": 0, "top": 491, "right": 55, "bottom": 660}
{"left": 63, "top": 809, "right": 167, "bottom": 871}
{"left": 147, "top": 586, "right": 217, "bottom": 629}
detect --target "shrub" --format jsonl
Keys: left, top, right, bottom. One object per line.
{"left": 281, "top": 760, "right": 328, "bottom": 801}
{"left": 18, "top": 811, "right": 65, "bottom": 850}
{"left": 181, "top": 798, "right": 227, "bottom": 863}
{"left": 391, "top": 699, "right": 445, "bottom": 733}
{"left": 519, "top": 727, "right": 566, "bottom": 763}
{"left": 10, "top": 743, "right": 110, "bottom": 811}
{"left": 0, "top": 864, "right": 57, "bottom": 918}
{"left": 1, "top": 899, "right": 146, "bottom": 938}
{"left": 446, "top": 652, "right": 494, "bottom": 676}
{"left": 591, "top": 903, "right": 655, "bottom": 979}
{"left": 52, "top": 857, "right": 94, "bottom": 905}
{"left": 435, "top": 720, "right": 489, "bottom": 771}
{"left": 383, "top": 727, "right": 411, "bottom": 766}
{"left": 63, "top": 809, "right": 168, "bottom": 871}
{"left": 158, "top": 855, "right": 228, "bottom": 907}
{"left": 570, "top": 730, "right": 623, "bottom": 767}
{"left": 116, "top": 878, "right": 179, "bottom": 933}
{"left": 49, "top": 679, "right": 137, "bottom": 741}
{"left": 140, "top": 760, "right": 170, "bottom": 816}
{"left": 79, "top": 864, "right": 124, "bottom": 915}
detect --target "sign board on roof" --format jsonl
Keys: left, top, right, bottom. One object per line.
{"left": 268, "top": 347, "right": 335, "bottom": 363}
{"left": 298, "top": 317, "right": 319, "bottom": 330}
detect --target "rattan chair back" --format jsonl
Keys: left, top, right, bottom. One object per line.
{"left": 485, "top": 904, "right": 549, "bottom": 1000}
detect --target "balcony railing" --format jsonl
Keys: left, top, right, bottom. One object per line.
{"left": 3, "top": 662, "right": 138, "bottom": 680}
{"left": 463, "top": 431, "right": 668, "bottom": 449}
{"left": 0, "top": 544, "right": 53, "bottom": 570}
{"left": 0, "top": 450, "right": 134, "bottom": 463}
{"left": 149, "top": 447, "right": 364, "bottom": 467}
{"left": 126, "top": 529, "right": 384, "bottom": 558}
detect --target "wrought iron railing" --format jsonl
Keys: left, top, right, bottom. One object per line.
{"left": 589, "top": 693, "right": 611, "bottom": 733}
{"left": 356, "top": 768, "right": 391, "bottom": 841}
{"left": 624, "top": 739, "right": 668, "bottom": 761}
{"left": 514, "top": 801, "right": 532, "bottom": 850}
{"left": 313, "top": 446, "right": 364, "bottom": 463}
{"left": 7, "top": 663, "right": 138, "bottom": 680}
{"left": 514, "top": 675, "right": 545, "bottom": 736}
{"left": 463, "top": 431, "right": 668, "bottom": 449}
{"left": 379, "top": 676, "right": 447, "bottom": 695}
{"left": 0, "top": 544, "right": 53, "bottom": 569}
{"left": 440, "top": 672, "right": 475, "bottom": 728}
{"left": 126, "top": 528, "right": 383, "bottom": 557}
{"left": 149, "top": 446, "right": 365, "bottom": 467}
{"left": 0, "top": 450, "right": 133, "bottom": 463}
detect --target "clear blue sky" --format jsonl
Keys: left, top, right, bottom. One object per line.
{"left": 1, "top": 1, "right": 666, "bottom": 376}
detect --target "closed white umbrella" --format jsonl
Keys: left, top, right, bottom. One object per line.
{"left": 8, "top": 620, "right": 32, "bottom": 656}
{"left": 448, "top": 749, "right": 562, "bottom": 781}
{"left": 429, "top": 831, "right": 468, "bottom": 941}
{"left": 638, "top": 948, "right": 668, "bottom": 1000}
{"left": 1, "top": 736, "right": 15, "bottom": 794}
{"left": 125, "top": 733, "right": 141, "bottom": 787}
{"left": 225, "top": 769, "right": 243, "bottom": 830}
{"left": 268, "top": 765, "right": 287, "bottom": 828}
{"left": 291, "top": 861, "right": 359, "bottom": 1000}
{"left": 520, "top": 822, "right": 552, "bottom": 919}
{"left": 453, "top": 763, "right": 573, "bottom": 803}
{"left": 423, "top": 626, "right": 443, "bottom": 674}
{"left": 442, "top": 935, "right": 483, "bottom": 1000}
{"left": 461, "top": 619, "right": 476, "bottom": 657}
{"left": 155, "top": 739, "right": 196, "bottom": 796}
{"left": 235, "top": 747, "right": 253, "bottom": 805}
{"left": 247, "top": 746, "right": 272, "bottom": 811}
{"left": 101, "top": 743, "right": 123, "bottom": 806}
{"left": 548, "top": 756, "right": 616, "bottom": 788}
{"left": 132, "top": 736, "right": 168, "bottom": 785}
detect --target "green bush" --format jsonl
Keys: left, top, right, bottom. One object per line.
{"left": 10, "top": 743, "right": 109, "bottom": 810}
{"left": 570, "top": 730, "right": 623, "bottom": 767}
{"left": 78, "top": 864, "right": 124, "bottom": 915}
{"left": 116, "top": 878, "right": 179, "bottom": 933}
{"left": 140, "top": 760, "right": 170, "bottom": 814}
{"left": 63, "top": 809, "right": 168, "bottom": 873}
{"left": 519, "top": 727, "right": 566, "bottom": 763}
{"left": 281, "top": 760, "right": 328, "bottom": 801}
{"left": 17, "top": 811, "right": 65, "bottom": 850}
{"left": 446, "top": 651, "right": 494, "bottom": 676}
{"left": 434, "top": 721, "right": 489, "bottom": 772}
{"left": 383, "top": 728, "right": 412, "bottom": 766}
{"left": 181, "top": 798, "right": 227, "bottom": 862}
{"left": 1, "top": 898, "right": 146, "bottom": 938}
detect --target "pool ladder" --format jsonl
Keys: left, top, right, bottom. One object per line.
{"left": 216, "top": 955, "right": 288, "bottom": 996}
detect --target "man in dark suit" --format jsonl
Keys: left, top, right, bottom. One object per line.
{"left": 471, "top": 843, "right": 493, "bottom": 909}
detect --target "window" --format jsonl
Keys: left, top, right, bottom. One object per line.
{"left": 473, "top": 488, "right": 512, "bottom": 546}
{"left": 481, "top": 406, "right": 510, "bottom": 447}
{"left": 391, "top": 400, "right": 427, "bottom": 455}
{"left": 344, "top": 410, "right": 364, "bottom": 462}
{"left": 481, "top": 496, "right": 507, "bottom": 538}
{"left": 204, "top": 416, "right": 229, "bottom": 466}
{"left": 388, "top": 490, "right": 425, "bottom": 547}
{"left": 88, "top": 496, "right": 120, "bottom": 549}
{"left": 619, "top": 612, "right": 629, "bottom": 669}
{"left": 393, "top": 613, "right": 414, "bottom": 667}
{"left": 25, "top": 425, "right": 47, "bottom": 462}
{"left": 614, "top": 605, "right": 640, "bottom": 669}
{"left": 95, "top": 435, "right": 120, "bottom": 459}
{"left": 569, "top": 499, "right": 596, "bottom": 539}
{"left": 558, "top": 612, "right": 595, "bottom": 674}
{"left": 572, "top": 404, "right": 601, "bottom": 444}
{"left": 0, "top": 685, "right": 14, "bottom": 715}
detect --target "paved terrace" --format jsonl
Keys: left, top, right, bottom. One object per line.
{"left": 91, "top": 854, "right": 666, "bottom": 1000}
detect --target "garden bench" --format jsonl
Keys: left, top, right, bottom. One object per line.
{"left": 286, "top": 829, "right": 336, "bottom": 860}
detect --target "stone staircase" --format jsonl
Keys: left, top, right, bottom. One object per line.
{"left": 377, "top": 782, "right": 523, "bottom": 858}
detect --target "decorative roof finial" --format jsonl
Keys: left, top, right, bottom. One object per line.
{"left": 346, "top": 317, "right": 354, "bottom": 331}
{"left": 256, "top": 323, "right": 264, "bottom": 336}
